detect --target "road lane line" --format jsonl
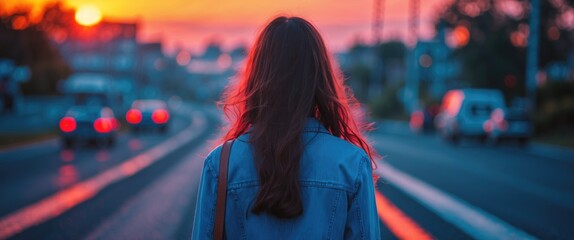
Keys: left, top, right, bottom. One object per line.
{"left": 371, "top": 133, "right": 574, "bottom": 212}
{"left": 375, "top": 191, "right": 433, "bottom": 240}
{"left": 85, "top": 136, "right": 214, "bottom": 240}
{"left": 0, "top": 109, "right": 207, "bottom": 240}
{"left": 375, "top": 163, "right": 537, "bottom": 240}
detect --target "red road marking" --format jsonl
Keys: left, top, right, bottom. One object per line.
{"left": 375, "top": 191, "right": 433, "bottom": 240}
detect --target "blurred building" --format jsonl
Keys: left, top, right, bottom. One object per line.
{"left": 543, "top": 50, "right": 574, "bottom": 83}
{"left": 138, "top": 42, "right": 167, "bottom": 98}
{"left": 405, "top": 28, "right": 461, "bottom": 112}
{"left": 57, "top": 21, "right": 139, "bottom": 109}
{"left": 186, "top": 43, "right": 246, "bottom": 101}
{"left": 38, "top": 3, "right": 146, "bottom": 111}
{"left": 337, "top": 45, "right": 378, "bottom": 101}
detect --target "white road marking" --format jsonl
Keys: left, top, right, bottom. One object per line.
{"left": 0, "top": 109, "right": 207, "bottom": 239}
{"left": 84, "top": 137, "right": 213, "bottom": 240}
{"left": 375, "top": 163, "right": 537, "bottom": 240}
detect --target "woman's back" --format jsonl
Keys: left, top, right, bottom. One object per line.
{"left": 193, "top": 119, "right": 380, "bottom": 239}
{"left": 191, "top": 16, "right": 380, "bottom": 239}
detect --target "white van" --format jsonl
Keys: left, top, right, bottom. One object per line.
{"left": 435, "top": 89, "right": 505, "bottom": 144}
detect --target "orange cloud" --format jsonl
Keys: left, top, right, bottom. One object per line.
{"left": 7, "top": 0, "right": 448, "bottom": 53}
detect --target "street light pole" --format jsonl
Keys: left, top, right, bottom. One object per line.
{"left": 406, "top": 0, "right": 420, "bottom": 112}
{"left": 373, "top": 0, "right": 382, "bottom": 45}
{"left": 371, "top": 0, "right": 385, "bottom": 100}
{"left": 526, "top": 0, "right": 540, "bottom": 114}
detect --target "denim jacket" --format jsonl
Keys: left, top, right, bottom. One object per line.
{"left": 192, "top": 118, "right": 380, "bottom": 239}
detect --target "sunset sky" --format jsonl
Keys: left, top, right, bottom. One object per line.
{"left": 5, "top": 0, "right": 451, "bottom": 54}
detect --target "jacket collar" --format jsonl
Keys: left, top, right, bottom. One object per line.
{"left": 302, "top": 118, "right": 330, "bottom": 134}
{"left": 237, "top": 118, "right": 330, "bottom": 142}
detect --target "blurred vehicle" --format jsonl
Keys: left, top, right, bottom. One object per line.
{"left": 62, "top": 73, "right": 133, "bottom": 114}
{"left": 410, "top": 105, "right": 439, "bottom": 133}
{"left": 435, "top": 89, "right": 505, "bottom": 144}
{"left": 59, "top": 106, "right": 119, "bottom": 148}
{"left": 126, "top": 99, "right": 170, "bottom": 133}
{"left": 484, "top": 108, "right": 532, "bottom": 146}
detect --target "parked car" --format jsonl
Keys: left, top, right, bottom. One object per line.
{"left": 126, "top": 99, "right": 170, "bottom": 133}
{"left": 484, "top": 108, "right": 531, "bottom": 146}
{"left": 435, "top": 89, "right": 505, "bottom": 144}
{"left": 59, "top": 106, "right": 119, "bottom": 148}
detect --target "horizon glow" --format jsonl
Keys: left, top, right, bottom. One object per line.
{"left": 4, "top": 0, "right": 450, "bottom": 54}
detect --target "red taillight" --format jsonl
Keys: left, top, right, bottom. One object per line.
{"left": 60, "top": 117, "right": 76, "bottom": 132}
{"left": 126, "top": 109, "right": 142, "bottom": 124}
{"left": 410, "top": 111, "right": 424, "bottom": 129}
{"left": 491, "top": 109, "right": 508, "bottom": 132}
{"left": 94, "top": 118, "right": 113, "bottom": 133}
{"left": 483, "top": 120, "right": 493, "bottom": 133}
{"left": 498, "top": 120, "right": 508, "bottom": 131}
{"left": 111, "top": 118, "right": 120, "bottom": 130}
{"left": 152, "top": 109, "right": 169, "bottom": 124}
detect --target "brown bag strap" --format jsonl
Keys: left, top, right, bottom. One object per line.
{"left": 214, "top": 140, "right": 234, "bottom": 240}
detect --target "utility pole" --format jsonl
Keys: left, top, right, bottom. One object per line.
{"left": 372, "top": 0, "right": 384, "bottom": 44}
{"left": 371, "top": 0, "right": 385, "bottom": 100}
{"left": 409, "top": 0, "right": 419, "bottom": 45}
{"left": 526, "top": 0, "right": 540, "bottom": 114}
{"left": 406, "top": 0, "right": 420, "bottom": 112}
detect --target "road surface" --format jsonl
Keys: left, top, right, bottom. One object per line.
{"left": 0, "top": 108, "right": 572, "bottom": 239}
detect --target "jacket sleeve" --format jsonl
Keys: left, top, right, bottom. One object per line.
{"left": 192, "top": 154, "right": 218, "bottom": 240}
{"left": 344, "top": 157, "right": 381, "bottom": 240}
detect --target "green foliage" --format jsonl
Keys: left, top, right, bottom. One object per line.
{"left": 345, "top": 40, "right": 407, "bottom": 102}
{"left": 377, "top": 41, "right": 407, "bottom": 62}
{"left": 435, "top": 0, "right": 573, "bottom": 99}
{"left": 535, "top": 81, "right": 574, "bottom": 135}
{"left": 0, "top": 6, "right": 71, "bottom": 95}
{"left": 435, "top": 0, "right": 574, "bottom": 136}
{"left": 347, "top": 62, "right": 371, "bottom": 101}
{"left": 369, "top": 82, "right": 405, "bottom": 119}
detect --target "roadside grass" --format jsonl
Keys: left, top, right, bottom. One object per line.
{"left": 534, "top": 132, "right": 574, "bottom": 149}
{"left": 0, "top": 130, "right": 58, "bottom": 151}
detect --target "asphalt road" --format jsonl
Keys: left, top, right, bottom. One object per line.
{"left": 0, "top": 103, "right": 220, "bottom": 239}
{"left": 372, "top": 121, "right": 574, "bottom": 239}
{"left": 0, "top": 110, "right": 573, "bottom": 239}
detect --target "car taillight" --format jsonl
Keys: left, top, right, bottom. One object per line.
{"left": 483, "top": 120, "right": 493, "bottom": 133}
{"left": 111, "top": 118, "right": 120, "bottom": 130}
{"left": 94, "top": 118, "right": 113, "bottom": 133}
{"left": 126, "top": 109, "right": 142, "bottom": 124}
{"left": 152, "top": 109, "right": 169, "bottom": 124}
{"left": 498, "top": 120, "right": 508, "bottom": 131}
{"left": 410, "top": 111, "right": 424, "bottom": 129}
{"left": 60, "top": 117, "right": 76, "bottom": 132}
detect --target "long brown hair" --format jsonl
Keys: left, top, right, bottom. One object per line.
{"left": 219, "top": 16, "right": 377, "bottom": 219}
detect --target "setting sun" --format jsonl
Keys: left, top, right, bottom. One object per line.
{"left": 75, "top": 5, "right": 102, "bottom": 26}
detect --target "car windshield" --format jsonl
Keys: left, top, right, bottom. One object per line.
{"left": 74, "top": 93, "right": 108, "bottom": 106}
{"left": 469, "top": 103, "right": 493, "bottom": 117}
{"left": 67, "top": 106, "right": 102, "bottom": 119}
{"left": 133, "top": 100, "right": 166, "bottom": 111}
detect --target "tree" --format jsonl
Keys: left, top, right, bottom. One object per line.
{"left": 435, "top": 0, "right": 574, "bottom": 99}
{"left": 376, "top": 40, "right": 407, "bottom": 85}
{"left": 0, "top": 3, "right": 71, "bottom": 95}
{"left": 435, "top": 0, "right": 574, "bottom": 136}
